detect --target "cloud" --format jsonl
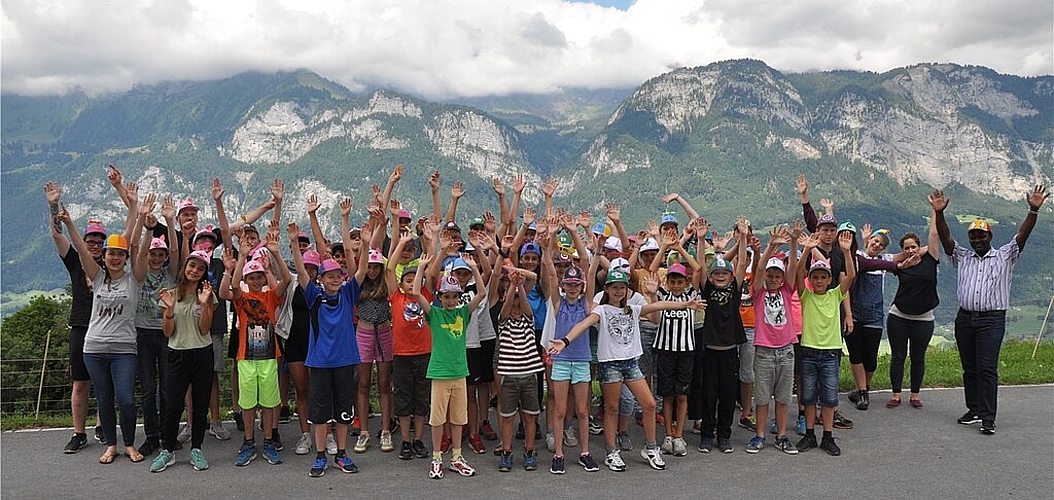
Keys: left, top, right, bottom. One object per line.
{"left": 2, "top": 0, "right": 1050, "bottom": 98}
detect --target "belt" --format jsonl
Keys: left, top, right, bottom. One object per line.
{"left": 958, "top": 308, "right": 1005, "bottom": 317}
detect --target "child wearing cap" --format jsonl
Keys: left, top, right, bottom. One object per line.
{"left": 494, "top": 269, "right": 543, "bottom": 472}
{"left": 548, "top": 258, "right": 705, "bottom": 472}
{"left": 794, "top": 230, "right": 856, "bottom": 456}
{"left": 227, "top": 230, "right": 293, "bottom": 467}
{"left": 412, "top": 253, "right": 488, "bottom": 479}
{"left": 288, "top": 221, "right": 362, "bottom": 477}
{"left": 746, "top": 222, "right": 802, "bottom": 455}
{"left": 693, "top": 219, "right": 750, "bottom": 455}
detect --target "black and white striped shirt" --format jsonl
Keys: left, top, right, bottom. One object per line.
{"left": 950, "top": 240, "right": 1019, "bottom": 312}
{"left": 496, "top": 314, "right": 544, "bottom": 376}
{"left": 652, "top": 287, "right": 697, "bottom": 352}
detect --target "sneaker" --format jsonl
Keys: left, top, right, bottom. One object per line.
{"left": 309, "top": 456, "right": 327, "bottom": 477}
{"left": 796, "top": 415, "right": 807, "bottom": 435}
{"left": 235, "top": 443, "right": 256, "bottom": 466}
{"left": 429, "top": 458, "right": 444, "bottom": 479}
{"left": 545, "top": 431, "right": 556, "bottom": 453}
{"left": 94, "top": 425, "right": 104, "bottom": 443}
{"left": 856, "top": 391, "right": 870, "bottom": 411}
{"left": 64, "top": 434, "right": 88, "bottom": 454}
{"left": 523, "top": 449, "right": 539, "bottom": 471}
{"left": 641, "top": 446, "right": 666, "bottom": 470}
{"left": 550, "top": 455, "right": 565, "bottom": 474}
{"left": 480, "top": 420, "right": 498, "bottom": 441}
{"left": 149, "top": 449, "right": 176, "bottom": 473}
{"left": 692, "top": 419, "right": 702, "bottom": 434}
{"left": 697, "top": 436, "right": 713, "bottom": 454}
{"left": 262, "top": 442, "right": 282, "bottom": 464}
{"left": 776, "top": 435, "right": 799, "bottom": 455}
{"left": 207, "top": 420, "right": 229, "bottom": 440}
{"left": 354, "top": 434, "right": 370, "bottom": 453}
{"left": 605, "top": 450, "right": 626, "bottom": 472}
{"left": 769, "top": 419, "right": 778, "bottom": 435}
{"left": 738, "top": 415, "right": 758, "bottom": 432}
{"left": 498, "top": 451, "right": 513, "bottom": 472}
{"left": 271, "top": 429, "right": 283, "bottom": 451}
{"left": 279, "top": 406, "right": 291, "bottom": 424}
{"left": 177, "top": 424, "right": 191, "bottom": 443}
{"left": 335, "top": 454, "right": 359, "bottom": 473}
{"left": 980, "top": 421, "right": 996, "bottom": 435}
{"left": 449, "top": 455, "right": 476, "bottom": 476}
{"left": 440, "top": 434, "right": 452, "bottom": 454}
{"left": 746, "top": 436, "right": 764, "bottom": 454}
{"left": 957, "top": 413, "right": 982, "bottom": 425}
{"left": 350, "top": 416, "right": 361, "bottom": 436}
{"left": 412, "top": 439, "right": 429, "bottom": 459}
{"left": 325, "top": 433, "right": 337, "bottom": 456}
{"left": 468, "top": 433, "right": 486, "bottom": 454}
{"left": 515, "top": 422, "right": 525, "bottom": 440}
{"left": 578, "top": 452, "right": 600, "bottom": 472}
{"left": 718, "top": 437, "right": 733, "bottom": 454}
{"left": 233, "top": 412, "right": 245, "bottom": 432}
{"left": 616, "top": 431, "right": 633, "bottom": 451}
{"left": 138, "top": 437, "right": 160, "bottom": 457}
{"left": 295, "top": 432, "right": 312, "bottom": 455}
{"left": 672, "top": 437, "right": 688, "bottom": 457}
{"left": 380, "top": 431, "right": 395, "bottom": 452}
{"left": 820, "top": 435, "right": 841, "bottom": 456}
{"left": 588, "top": 416, "right": 603, "bottom": 435}
{"left": 189, "top": 448, "right": 209, "bottom": 470}
{"left": 399, "top": 441, "right": 414, "bottom": 460}
{"left": 833, "top": 411, "right": 854, "bottom": 429}
{"left": 563, "top": 428, "right": 579, "bottom": 448}
{"left": 847, "top": 389, "right": 860, "bottom": 404}
{"left": 796, "top": 434, "right": 818, "bottom": 453}
{"left": 660, "top": 435, "right": 674, "bottom": 455}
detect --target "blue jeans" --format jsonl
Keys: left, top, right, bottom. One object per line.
{"left": 955, "top": 309, "right": 1006, "bottom": 422}
{"left": 83, "top": 353, "right": 138, "bottom": 447}
{"left": 799, "top": 347, "right": 841, "bottom": 408}
{"left": 137, "top": 328, "right": 168, "bottom": 439}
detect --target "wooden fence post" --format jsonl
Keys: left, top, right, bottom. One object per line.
{"left": 35, "top": 329, "right": 52, "bottom": 418}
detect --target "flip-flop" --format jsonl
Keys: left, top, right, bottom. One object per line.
{"left": 127, "top": 451, "right": 146, "bottom": 463}
{"left": 99, "top": 452, "right": 118, "bottom": 465}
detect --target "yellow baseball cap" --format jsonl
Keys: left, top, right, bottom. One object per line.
{"left": 967, "top": 219, "right": 991, "bottom": 233}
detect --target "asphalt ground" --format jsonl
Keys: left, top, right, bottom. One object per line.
{"left": 2, "top": 385, "right": 1052, "bottom": 500}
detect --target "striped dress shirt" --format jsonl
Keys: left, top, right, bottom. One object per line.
{"left": 949, "top": 240, "right": 1020, "bottom": 312}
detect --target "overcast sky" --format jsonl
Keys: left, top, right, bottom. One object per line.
{"left": 3, "top": 0, "right": 1051, "bottom": 98}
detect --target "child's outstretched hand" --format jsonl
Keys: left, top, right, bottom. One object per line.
{"left": 838, "top": 231, "right": 853, "bottom": 251}
{"left": 198, "top": 281, "right": 214, "bottom": 305}
{"left": 222, "top": 248, "right": 236, "bottom": 272}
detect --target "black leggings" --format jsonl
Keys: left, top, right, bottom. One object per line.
{"left": 887, "top": 314, "right": 934, "bottom": 394}
{"left": 846, "top": 323, "right": 882, "bottom": 373}
{"left": 162, "top": 345, "right": 214, "bottom": 451}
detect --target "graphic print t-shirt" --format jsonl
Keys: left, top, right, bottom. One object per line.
{"left": 426, "top": 305, "right": 472, "bottom": 380}
{"left": 594, "top": 304, "right": 644, "bottom": 363}
{"left": 233, "top": 289, "right": 283, "bottom": 360}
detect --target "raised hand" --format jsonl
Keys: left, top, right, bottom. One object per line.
{"left": 138, "top": 193, "right": 157, "bottom": 216}
{"left": 265, "top": 228, "right": 281, "bottom": 254}
{"left": 159, "top": 288, "right": 176, "bottom": 309}
{"left": 389, "top": 198, "right": 401, "bottom": 218}
{"left": 107, "top": 165, "right": 123, "bottom": 188}
{"left": 838, "top": 231, "right": 853, "bottom": 251}
{"left": 661, "top": 193, "right": 679, "bottom": 204}
{"left": 429, "top": 170, "right": 441, "bottom": 191}
{"left": 222, "top": 247, "right": 236, "bottom": 272}
{"left": 898, "top": 252, "right": 921, "bottom": 269}
{"left": 802, "top": 232, "right": 821, "bottom": 250}
{"left": 820, "top": 198, "right": 834, "bottom": 213}
{"left": 605, "top": 203, "right": 620, "bottom": 223}
{"left": 641, "top": 272, "right": 659, "bottom": 296}
{"left": 662, "top": 228, "right": 678, "bottom": 247}
{"left": 542, "top": 177, "right": 558, "bottom": 197}
{"left": 577, "top": 211, "right": 591, "bottom": 229}
{"left": 1026, "top": 184, "right": 1049, "bottom": 210}
{"left": 523, "top": 206, "right": 536, "bottom": 225}
{"left": 796, "top": 173, "right": 808, "bottom": 197}
{"left": 861, "top": 223, "right": 873, "bottom": 243}
{"left": 770, "top": 225, "right": 790, "bottom": 246}
{"left": 306, "top": 194, "right": 320, "bottom": 215}
{"left": 161, "top": 196, "right": 176, "bottom": 220}
{"left": 198, "top": 281, "right": 214, "bottom": 305}
{"left": 512, "top": 174, "right": 525, "bottom": 194}
{"left": 483, "top": 211, "right": 497, "bottom": 233}
{"left": 694, "top": 217, "right": 709, "bottom": 237}
{"left": 286, "top": 222, "right": 300, "bottom": 241}
{"left": 44, "top": 181, "right": 62, "bottom": 205}
{"left": 713, "top": 231, "right": 731, "bottom": 251}
{"left": 648, "top": 219, "right": 660, "bottom": 238}
{"left": 790, "top": 219, "right": 805, "bottom": 239}
{"left": 124, "top": 182, "right": 139, "bottom": 205}
{"left": 211, "top": 178, "right": 226, "bottom": 202}
{"left": 492, "top": 177, "right": 505, "bottom": 196}
{"left": 500, "top": 234, "right": 514, "bottom": 253}
{"left": 451, "top": 181, "right": 465, "bottom": 200}
{"left": 389, "top": 164, "right": 403, "bottom": 184}
{"left": 270, "top": 178, "right": 285, "bottom": 202}
{"left": 927, "top": 189, "right": 949, "bottom": 212}
{"left": 339, "top": 197, "right": 353, "bottom": 217}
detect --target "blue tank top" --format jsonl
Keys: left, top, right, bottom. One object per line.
{"left": 552, "top": 296, "right": 590, "bottom": 362}
{"left": 527, "top": 282, "right": 546, "bottom": 331}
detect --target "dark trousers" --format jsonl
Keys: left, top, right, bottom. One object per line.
{"left": 887, "top": 315, "right": 934, "bottom": 394}
{"left": 162, "top": 346, "right": 214, "bottom": 451}
{"left": 701, "top": 347, "right": 739, "bottom": 441}
{"left": 954, "top": 309, "right": 1006, "bottom": 422}
{"left": 137, "top": 328, "right": 168, "bottom": 439}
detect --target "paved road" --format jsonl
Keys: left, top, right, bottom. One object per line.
{"left": 3, "top": 385, "right": 1052, "bottom": 500}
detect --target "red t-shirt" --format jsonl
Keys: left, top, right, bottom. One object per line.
{"left": 390, "top": 288, "right": 432, "bottom": 356}
{"left": 232, "top": 289, "right": 283, "bottom": 360}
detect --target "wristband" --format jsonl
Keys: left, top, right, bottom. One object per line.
{"left": 561, "top": 337, "right": 570, "bottom": 347}
{"left": 1029, "top": 209, "right": 1039, "bottom": 215}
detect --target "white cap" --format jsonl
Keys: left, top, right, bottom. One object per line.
{"left": 609, "top": 257, "right": 631, "bottom": 273}
{"left": 765, "top": 257, "right": 786, "bottom": 273}
{"left": 639, "top": 238, "right": 659, "bottom": 253}
{"left": 604, "top": 237, "right": 622, "bottom": 252}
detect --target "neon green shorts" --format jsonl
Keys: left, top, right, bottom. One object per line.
{"left": 237, "top": 359, "right": 280, "bottom": 409}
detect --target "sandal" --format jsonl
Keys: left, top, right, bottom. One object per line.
{"left": 99, "top": 451, "right": 119, "bottom": 465}
{"left": 126, "top": 448, "right": 145, "bottom": 463}
{"left": 886, "top": 398, "right": 901, "bottom": 408}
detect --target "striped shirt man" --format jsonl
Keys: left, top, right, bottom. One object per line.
{"left": 949, "top": 240, "right": 1019, "bottom": 312}
{"left": 653, "top": 287, "right": 697, "bottom": 352}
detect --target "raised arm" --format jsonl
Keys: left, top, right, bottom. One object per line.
{"left": 465, "top": 254, "right": 488, "bottom": 311}
{"left": 838, "top": 231, "right": 857, "bottom": 294}
{"left": 339, "top": 197, "right": 358, "bottom": 278}
{"left": 508, "top": 174, "right": 525, "bottom": 232}
{"left": 927, "top": 189, "right": 955, "bottom": 255}
{"left": 733, "top": 219, "right": 749, "bottom": 285}
{"left": 540, "top": 225, "right": 561, "bottom": 307}
{"left": 379, "top": 165, "right": 402, "bottom": 215}
{"left": 133, "top": 193, "right": 157, "bottom": 283}
{"left": 196, "top": 281, "right": 216, "bottom": 337}
{"left": 542, "top": 178, "right": 558, "bottom": 216}
{"left": 798, "top": 174, "right": 819, "bottom": 232}
{"left": 58, "top": 206, "right": 101, "bottom": 278}
{"left": 786, "top": 220, "right": 802, "bottom": 292}
{"left": 493, "top": 177, "right": 510, "bottom": 236}
{"left": 661, "top": 193, "right": 701, "bottom": 220}
{"left": 796, "top": 233, "right": 819, "bottom": 293}
{"left": 286, "top": 223, "right": 312, "bottom": 290}
{"left": 412, "top": 253, "right": 434, "bottom": 315}
{"left": 1017, "top": 184, "right": 1049, "bottom": 251}
{"left": 120, "top": 181, "right": 139, "bottom": 241}
{"left": 211, "top": 178, "right": 234, "bottom": 249}
{"left": 605, "top": 203, "right": 630, "bottom": 255}
{"left": 444, "top": 180, "right": 464, "bottom": 225}
{"left": 265, "top": 228, "right": 293, "bottom": 298}
{"left": 44, "top": 182, "right": 71, "bottom": 257}
{"left": 429, "top": 170, "right": 442, "bottom": 218}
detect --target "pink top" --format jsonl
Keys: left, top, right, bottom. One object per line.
{"left": 752, "top": 282, "right": 799, "bottom": 348}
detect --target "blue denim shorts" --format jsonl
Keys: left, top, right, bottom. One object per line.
{"left": 551, "top": 360, "right": 591, "bottom": 384}
{"left": 599, "top": 357, "right": 644, "bottom": 385}
{"left": 798, "top": 346, "right": 841, "bottom": 408}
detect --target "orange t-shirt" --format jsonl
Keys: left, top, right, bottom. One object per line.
{"left": 232, "top": 289, "right": 283, "bottom": 360}
{"left": 390, "top": 288, "right": 432, "bottom": 356}
{"left": 738, "top": 269, "right": 756, "bottom": 328}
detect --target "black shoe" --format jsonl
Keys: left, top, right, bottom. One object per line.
{"left": 820, "top": 435, "right": 841, "bottom": 456}
{"left": 515, "top": 422, "right": 525, "bottom": 440}
{"left": 796, "top": 434, "right": 818, "bottom": 453}
{"left": 717, "top": 438, "right": 733, "bottom": 454}
{"left": 832, "top": 411, "right": 854, "bottom": 429}
{"left": 847, "top": 389, "right": 860, "bottom": 404}
{"left": 957, "top": 412, "right": 982, "bottom": 425}
{"left": 64, "top": 433, "right": 88, "bottom": 454}
{"left": 138, "top": 437, "right": 161, "bottom": 457}
{"left": 412, "top": 439, "right": 429, "bottom": 459}
{"left": 697, "top": 436, "right": 713, "bottom": 454}
{"left": 233, "top": 412, "right": 245, "bottom": 432}
{"left": 980, "top": 421, "right": 996, "bottom": 435}
{"left": 856, "top": 391, "right": 870, "bottom": 411}
{"left": 398, "top": 441, "right": 414, "bottom": 460}
{"left": 279, "top": 407, "right": 291, "bottom": 424}
{"left": 272, "top": 429, "right": 284, "bottom": 451}
{"left": 94, "top": 426, "right": 104, "bottom": 443}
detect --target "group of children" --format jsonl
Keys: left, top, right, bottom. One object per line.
{"left": 54, "top": 165, "right": 891, "bottom": 479}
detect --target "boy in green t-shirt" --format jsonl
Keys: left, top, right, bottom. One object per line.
{"left": 412, "top": 253, "right": 487, "bottom": 480}
{"left": 794, "top": 231, "right": 856, "bottom": 457}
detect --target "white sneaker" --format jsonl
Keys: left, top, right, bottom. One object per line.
{"left": 605, "top": 450, "right": 626, "bottom": 472}
{"left": 641, "top": 446, "right": 666, "bottom": 470}
{"left": 563, "top": 428, "right": 578, "bottom": 448}
{"left": 380, "top": 431, "right": 394, "bottom": 452}
{"left": 295, "top": 432, "right": 312, "bottom": 455}
{"left": 177, "top": 424, "right": 191, "bottom": 443}
{"left": 672, "top": 437, "right": 688, "bottom": 457}
{"left": 325, "top": 433, "right": 337, "bottom": 456}
{"left": 354, "top": 433, "right": 370, "bottom": 453}
{"left": 209, "top": 421, "right": 230, "bottom": 441}
{"left": 545, "top": 431, "right": 555, "bottom": 453}
{"left": 660, "top": 435, "right": 674, "bottom": 455}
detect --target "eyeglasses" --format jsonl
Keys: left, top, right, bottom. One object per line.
{"left": 85, "top": 240, "right": 105, "bottom": 247}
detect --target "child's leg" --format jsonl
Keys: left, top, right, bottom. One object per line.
{"left": 466, "top": 383, "right": 479, "bottom": 438}
{"left": 243, "top": 407, "right": 257, "bottom": 441}
{"left": 499, "top": 415, "right": 514, "bottom": 452}
{"left": 662, "top": 397, "right": 675, "bottom": 437}
{"left": 231, "top": 369, "right": 240, "bottom": 418}
{"left": 377, "top": 361, "right": 393, "bottom": 433}
{"left": 773, "top": 402, "right": 787, "bottom": 436}
{"left": 716, "top": 350, "right": 738, "bottom": 440}
{"left": 624, "top": 378, "right": 657, "bottom": 444}
{"left": 600, "top": 382, "right": 622, "bottom": 451}
{"left": 262, "top": 406, "right": 275, "bottom": 441}
{"left": 523, "top": 413, "right": 538, "bottom": 451}
{"left": 313, "top": 424, "right": 329, "bottom": 453}
{"left": 572, "top": 381, "right": 592, "bottom": 455}
{"left": 550, "top": 379, "right": 569, "bottom": 457}
{"left": 675, "top": 395, "right": 688, "bottom": 439}
{"left": 356, "top": 363, "right": 372, "bottom": 437}
{"left": 289, "top": 362, "right": 310, "bottom": 433}
{"left": 755, "top": 404, "right": 770, "bottom": 439}
{"left": 413, "top": 416, "right": 425, "bottom": 440}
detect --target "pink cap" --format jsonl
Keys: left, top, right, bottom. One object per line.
{"left": 302, "top": 249, "right": 322, "bottom": 268}
{"left": 193, "top": 225, "right": 217, "bottom": 245}
{"left": 242, "top": 259, "right": 266, "bottom": 276}
{"left": 667, "top": 263, "right": 688, "bottom": 277}
{"left": 84, "top": 220, "right": 107, "bottom": 237}
{"left": 186, "top": 249, "right": 212, "bottom": 265}
{"left": 319, "top": 258, "right": 343, "bottom": 276}
{"left": 438, "top": 275, "right": 462, "bottom": 294}
{"left": 297, "top": 231, "right": 310, "bottom": 242}
{"left": 177, "top": 198, "right": 199, "bottom": 215}
{"left": 148, "top": 235, "right": 169, "bottom": 252}
{"left": 367, "top": 248, "right": 385, "bottom": 265}
{"left": 398, "top": 209, "right": 411, "bottom": 220}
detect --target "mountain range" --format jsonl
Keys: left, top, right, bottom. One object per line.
{"left": 2, "top": 59, "right": 1051, "bottom": 314}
